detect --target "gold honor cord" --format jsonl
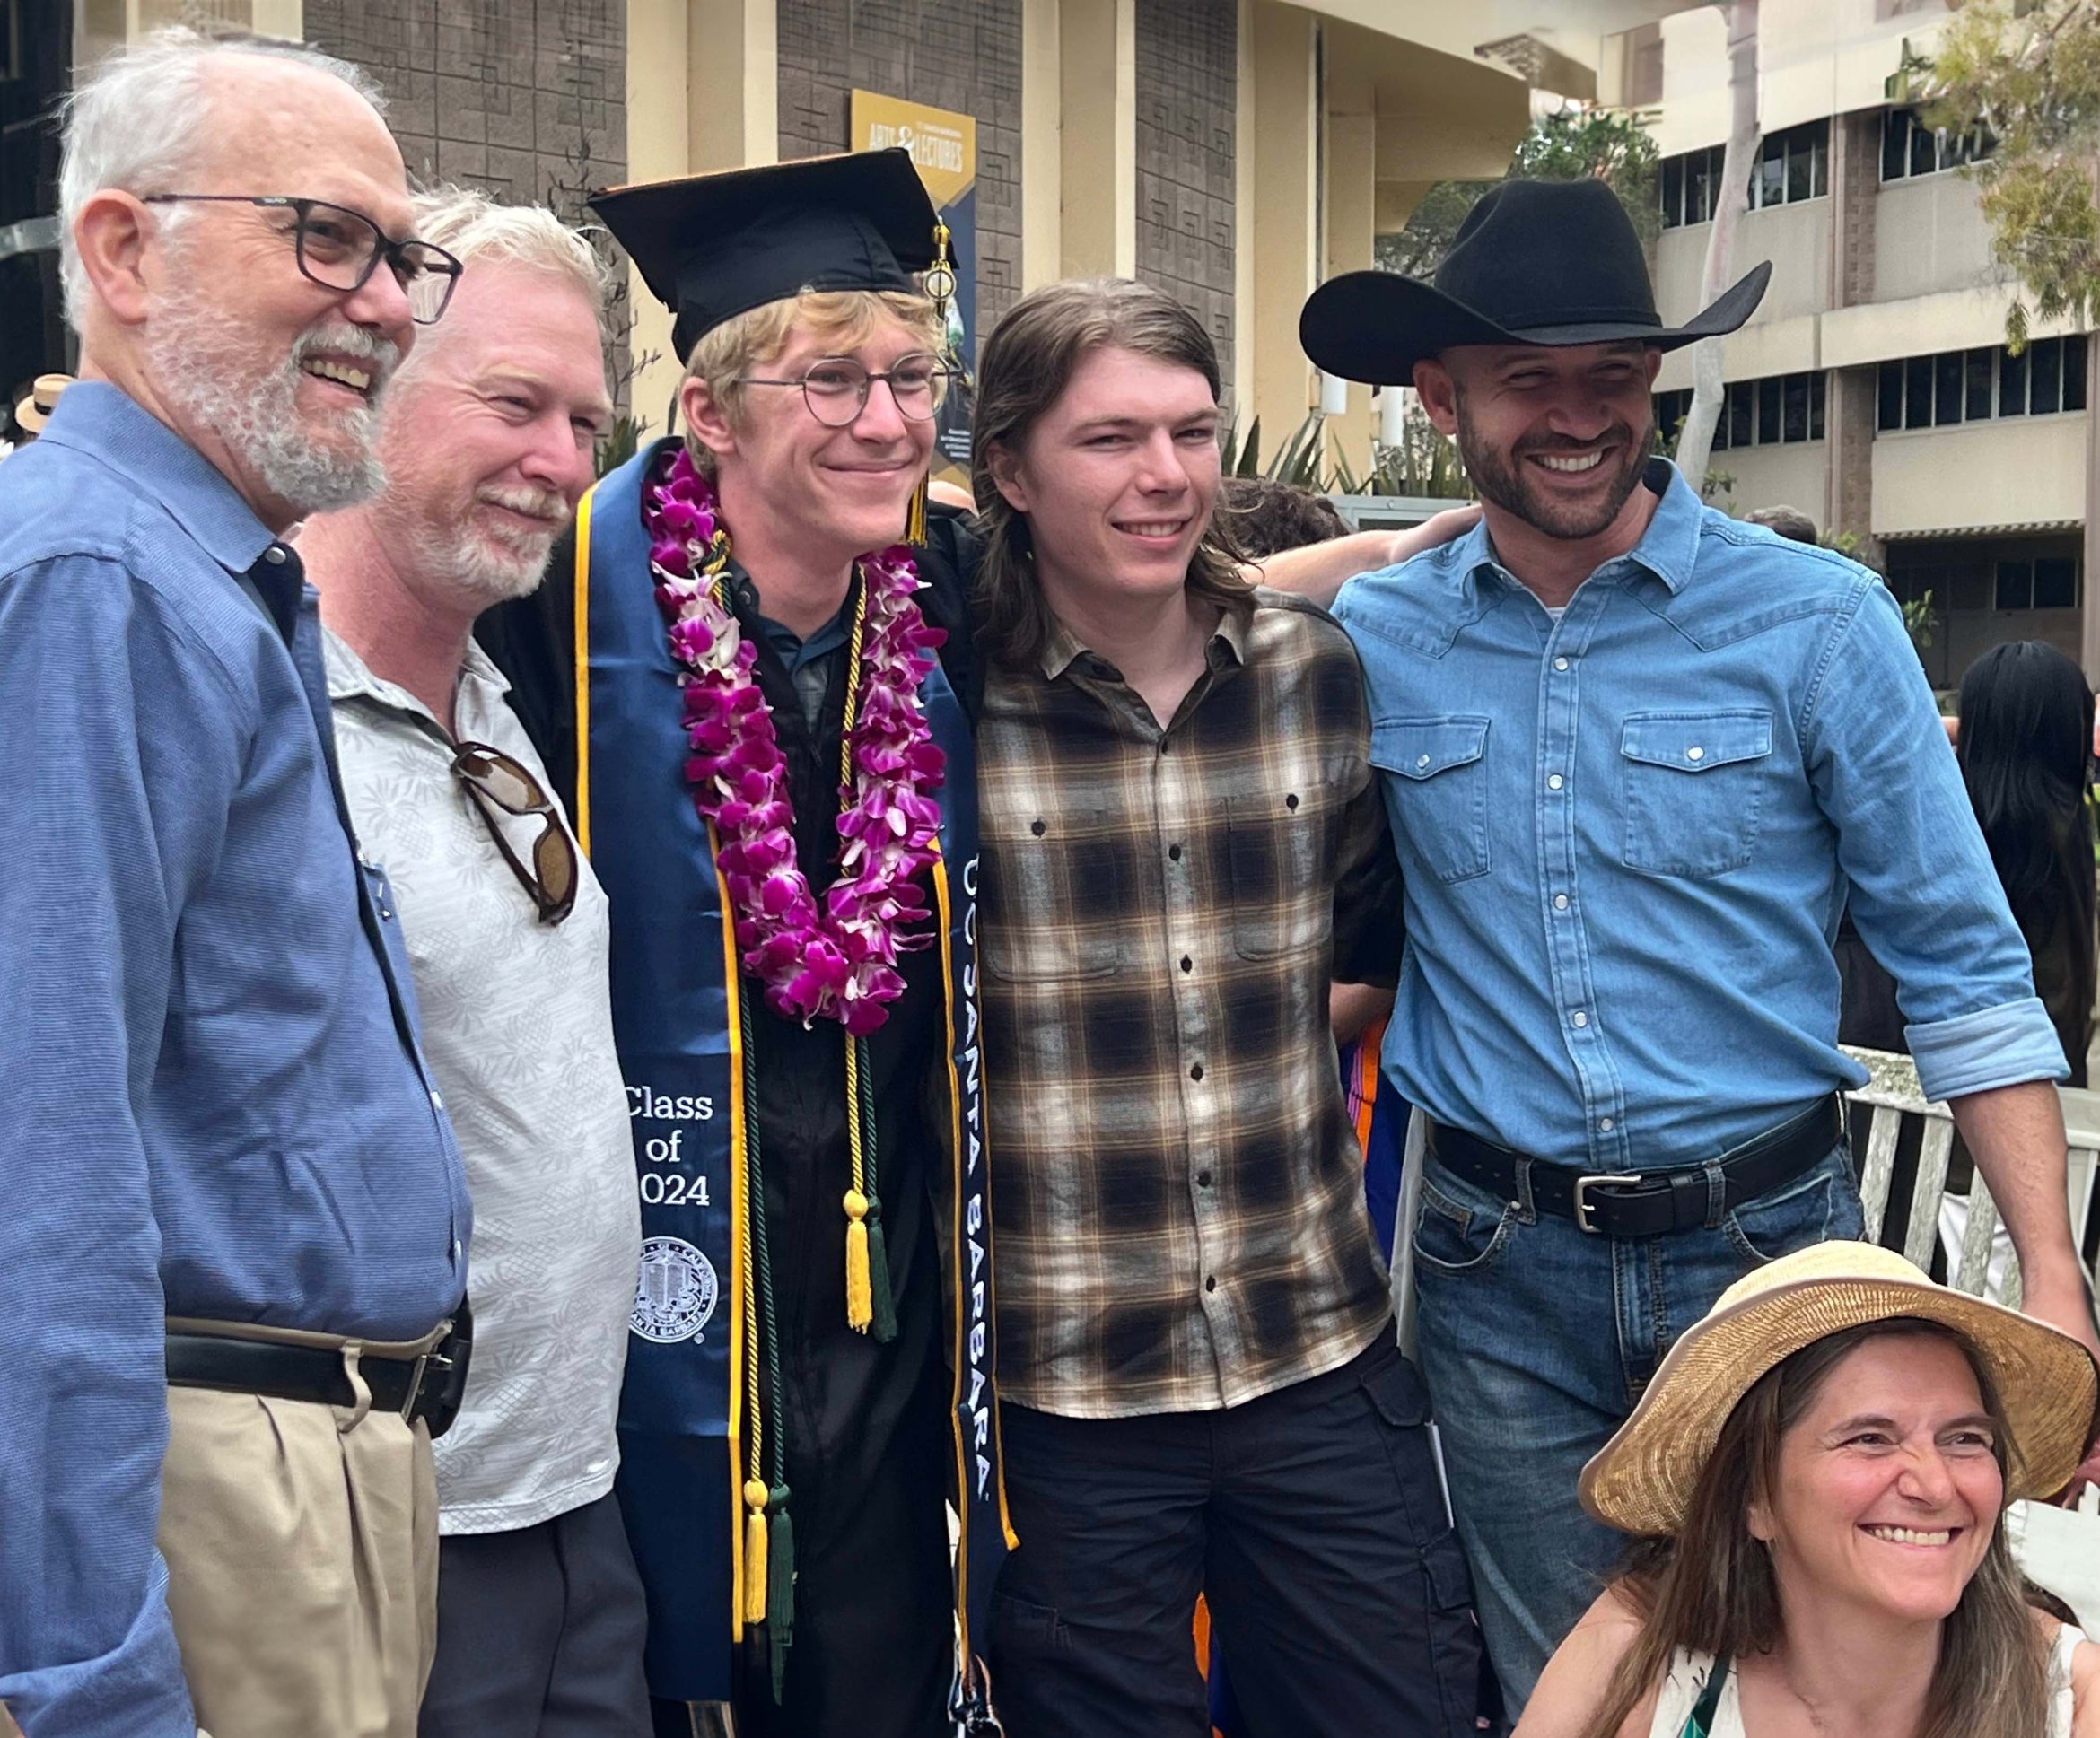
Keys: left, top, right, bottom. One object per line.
{"left": 905, "top": 217, "right": 958, "bottom": 548}
{"left": 839, "top": 580, "right": 898, "bottom": 1342}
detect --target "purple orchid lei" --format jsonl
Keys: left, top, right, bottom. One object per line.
{"left": 644, "top": 445, "right": 948, "bottom": 1035}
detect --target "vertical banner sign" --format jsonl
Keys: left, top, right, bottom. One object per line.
{"left": 852, "top": 90, "right": 977, "bottom": 485}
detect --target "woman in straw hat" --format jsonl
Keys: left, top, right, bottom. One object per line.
{"left": 1515, "top": 1241, "right": 2100, "bottom": 1738}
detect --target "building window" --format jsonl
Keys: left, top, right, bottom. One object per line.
{"left": 1877, "top": 335, "right": 2090, "bottom": 430}
{"left": 1881, "top": 107, "right": 1995, "bottom": 182}
{"left": 1662, "top": 120, "right": 1827, "bottom": 227}
{"left": 1655, "top": 372, "right": 1824, "bottom": 452}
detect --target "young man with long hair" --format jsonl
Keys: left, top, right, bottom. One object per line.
{"left": 969, "top": 276, "right": 1479, "bottom": 1737}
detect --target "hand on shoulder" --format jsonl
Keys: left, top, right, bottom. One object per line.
{"left": 1513, "top": 1584, "right": 1658, "bottom": 1738}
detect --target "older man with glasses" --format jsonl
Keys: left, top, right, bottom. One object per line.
{"left": 296, "top": 184, "right": 651, "bottom": 1738}
{"left": 0, "top": 27, "right": 473, "bottom": 1738}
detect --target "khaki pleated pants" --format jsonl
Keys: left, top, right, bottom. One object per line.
{"left": 158, "top": 1349, "right": 441, "bottom": 1738}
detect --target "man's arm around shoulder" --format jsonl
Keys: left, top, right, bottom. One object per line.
{"left": 1247, "top": 505, "right": 1480, "bottom": 608}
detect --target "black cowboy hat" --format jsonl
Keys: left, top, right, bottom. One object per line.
{"left": 1300, "top": 178, "right": 1771, "bottom": 387}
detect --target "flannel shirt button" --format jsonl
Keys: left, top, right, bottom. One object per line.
{"left": 1285, "top": 792, "right": 1299, "bottom": 811}
{"left": 1179, "top": 956, "right": 1192, "bottom": 973}
{"left": 1196, "top": 1171, "right": 1212, "bottom": 1187}
{"left": 1168, "top": 843, "right": 1182, "bottom": 861}
{"left": 1204, "top": 1276, "right": 1217, "bottom": 1293}
{"left": 1029, "top": 818, "right": 1046, "bottom": 836}
{"left": 1189, "top": 1063, "right": 1203, "bottom": 1081}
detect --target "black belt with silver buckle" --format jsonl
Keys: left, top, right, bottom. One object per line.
{"left": 1427, "top": 1097, "right": 1844, "bottom": 1239}
{"left": 166, "top": 1301, "right": 474, "bottom": 1438}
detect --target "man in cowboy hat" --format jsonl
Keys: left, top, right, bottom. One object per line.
{"left": 1299, "top": 176, "right": 2100, "bottom": 1711}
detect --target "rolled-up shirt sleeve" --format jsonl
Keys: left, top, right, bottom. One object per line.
{"left": 1804, "top": 578, "right": 2067, "bottom": 1101}
{"left": 0, "top": 552, "right": 238, "bottom": 1737}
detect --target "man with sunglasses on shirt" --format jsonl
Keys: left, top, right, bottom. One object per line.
{"left": 0, "top": 29, "right": 473, "bottom": 1738}
{"left": 297, "top": 184, "right": 652, "bottom": 1738}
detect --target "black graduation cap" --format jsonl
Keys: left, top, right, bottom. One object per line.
{"left": 591, "top": 149, "right": 942, "bottom": 362}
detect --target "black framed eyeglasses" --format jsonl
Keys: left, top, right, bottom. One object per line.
{"left": 736, "top": 352, "right": 955, "bottom": 427}
{"left": 140, "top": 194, "right": 464, "bottom": 325}
{"left": 451, "top": 741, "right": 578, "bottom": 924}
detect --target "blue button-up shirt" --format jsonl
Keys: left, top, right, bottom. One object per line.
{"left": 1331, "top": 460, "right": 2063, "bottom": 1172}
{"left": 0, "top": 384, "right": 473, "bottom": 1738}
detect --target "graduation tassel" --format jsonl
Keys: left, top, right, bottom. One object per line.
{"left": 905, "top": 215, "right": 956, "bottom": 553}
{"left": 742, "top": 1478, "right": 770, "bottom": 1626}
{"left": 863, "top": 1191, "right": 898, "bottom": 1344}
{"left": 905, "top": 475, "right": 929, "bottom": 546}
{"left": 766, "top": 1484, "right": 795, "bottom": 1703}
{"left": 844, "top": 1187, "right": 874, "bottom": 1330}
{"left": 854, "top": 1036, "right": 897, "bottom": 1343}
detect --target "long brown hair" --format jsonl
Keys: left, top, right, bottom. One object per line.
{"left": 970, "top": 276, "right": 1252, "bottom": 670}
{"left": 1582, "top": 1319, "right": 2050, "bottom": 1738}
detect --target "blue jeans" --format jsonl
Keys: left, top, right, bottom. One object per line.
{"left": 1411, "top": 1142, "right": 1863, "bottom": 1715}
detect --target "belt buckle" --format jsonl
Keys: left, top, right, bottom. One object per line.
{"left": 1571, "top": 1173, "right": 1642, "bottom": 1236}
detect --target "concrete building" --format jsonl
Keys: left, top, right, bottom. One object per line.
{"left": 1625, "top": 0, "right": 2100, "bottom": 688}
{"left": 9, "top": 1, "right": 1697, "bottom": 461}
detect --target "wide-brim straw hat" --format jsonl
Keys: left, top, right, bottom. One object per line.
{"left": 1580, "top": 1240, "right": 2098, "bottom": 1536}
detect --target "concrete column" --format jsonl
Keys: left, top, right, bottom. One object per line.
{"left": 1322, "top": 51, "right": 1376, "bottom": 482}
{"left": 1021, "top": 0, "right": 1063, "bottom": 292}
{"left": 623, "top": 1, "right": 695, "bottom": 438}
{"left": 689, "top": 0, "right": 778, "bottom": 176}
{"left": 1231, "top": 0, "right": 1256, "bottom": 422}
{"left": 1246, "top": 3, "right": 1318, "bottom": 454}
{"left": 1059, "top": 0, "right": 1135, "bottom": 278}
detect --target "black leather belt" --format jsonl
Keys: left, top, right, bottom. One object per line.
{"left": 167, "top": 1304, "right": 473, "bottom": 1438}
{"left": 1427, "top": 1097, "right": 1844, "bottom": 1239}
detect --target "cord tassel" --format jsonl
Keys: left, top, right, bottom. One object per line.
{"left": 766, "top": 1485, "right": 795, "bottom": 1703}
{"left": 844, "top": 1190, "right": 873, "bottom": 1332}
{"left": 864, "top": 1191, "right": 897, "bottom": 1344}
{"left": 742, "top": 1479, "right": 769, "bottom": 1626}
{"left": 905, "top": 476, "right": 929, "bottom": 546}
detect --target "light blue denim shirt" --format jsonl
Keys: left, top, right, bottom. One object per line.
{"left": 0, "top": 383, "right": 471, "bottom": 1737}
{"left": 1331, "top": 459, "right": 2064, "bottom": 1171}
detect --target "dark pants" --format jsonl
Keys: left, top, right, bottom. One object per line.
{"left": 988, "top": 1337, "right": 1480, "bottom": 1738}
{"left": 419, "top": 1489, "right": 652, "bottom": 1738}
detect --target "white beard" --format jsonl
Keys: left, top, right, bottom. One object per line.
{"left": 407, "top": 485, "right": 569, "bottom": 608}
{"left": 148, "top": 285, "right": 398, "bottom": 517}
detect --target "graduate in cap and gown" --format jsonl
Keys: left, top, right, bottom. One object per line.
{"left": 477, "top": 147, "right": 1009, "bottom": 1738}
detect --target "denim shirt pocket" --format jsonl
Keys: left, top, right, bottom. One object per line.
{"left": 1617, "top": 710, "right": 1774, "bottom": 879}
{"left": 1371, "top": 716, "right": 1491, "bottom": 885}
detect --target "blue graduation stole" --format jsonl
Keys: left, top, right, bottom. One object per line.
{"left": 573, "top": 441, "right": 1010, "bottom": 1708}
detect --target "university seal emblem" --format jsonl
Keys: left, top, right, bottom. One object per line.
{"left": 631, "top": 1236, "right": 718, "bottom": 1344}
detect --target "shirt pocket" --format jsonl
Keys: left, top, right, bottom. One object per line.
{"left": 981, "top": 806, "right": 1126, "bottom": 983}
{"left": 1371, "top": 716, "right": 1492, "bottom": 886}
{"left": 1225, "top": 781, "right": 1336, "bottom": 960}
{"left": 1617, "top": 709, "right": 1774, "bottom": 878}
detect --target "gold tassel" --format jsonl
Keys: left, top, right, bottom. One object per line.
{"left": 844, "top": 1189, "right": 873, "bottom": 1331}
{"left": 905, "top": 476, "right": 929, "bottom": 546}
{"left": 742, "top": 1479, "right": 770, "bottom": 1625}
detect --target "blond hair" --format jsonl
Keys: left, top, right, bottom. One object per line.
{"left": 682, "top": 287, "right": 941, "bottom": 471}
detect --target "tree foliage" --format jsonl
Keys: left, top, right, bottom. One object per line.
{"left": 1374, "top": 107, "right": 1662, "bottom": 278}
{"left": 1920, "top": 0, "right": 2100, "bottom": 347}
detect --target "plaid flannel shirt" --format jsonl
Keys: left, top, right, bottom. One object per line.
{"left": 978, "top": 590, "right": 1399, "bottom": 1418}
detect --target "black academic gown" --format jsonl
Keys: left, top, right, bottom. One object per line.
{"left": 477, "top": 511, "right": 984, "bottom": 1738}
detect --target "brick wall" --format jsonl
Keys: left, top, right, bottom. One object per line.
{"left": 306, "top": 0, "right": 625, "bottom": 216}
{"left": 303, "top": 0, "right": 629, "bottom": 394}
{"left": 1133, "top": 0, "right": 1235, "bottom": 393}
{"left": 777, "top": 0, "right": 1025, "bottom": 336}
